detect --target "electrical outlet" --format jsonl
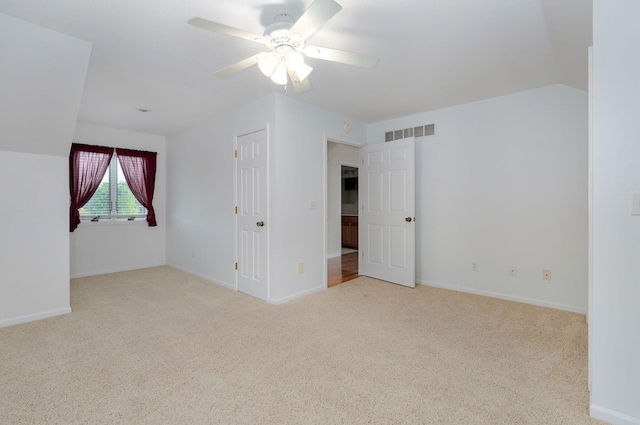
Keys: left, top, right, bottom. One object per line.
{"left": 509, "top": 266, "right": 518, "bottom": 277}
{"left": 297, "top": 262, "right": 304, "bottom": 274}
{"left": 543, "top": 269, "right": 551, "bottom": 281}
{"left": 471, "top": 262, "right": 478, "bottom": 272}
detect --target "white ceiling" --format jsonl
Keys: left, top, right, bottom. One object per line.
{"left": 0, "top": 0, "right": 592, "bottom": 136}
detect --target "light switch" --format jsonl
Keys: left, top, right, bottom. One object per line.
{"left": 632, "top": 193, "right": 640, "bottom": 215}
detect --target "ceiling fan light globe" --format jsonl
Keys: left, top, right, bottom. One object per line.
{"left": 258, "top": 53, "right": 280, "bottom": 77}
{"left": 271, "top": 61, "right": 288, "bottom": 85}
{"left": 285, "top": 50, "right": 305, "bottom": 70}
{"left": 296, "top": 62, "right": 313, "bottom": 81}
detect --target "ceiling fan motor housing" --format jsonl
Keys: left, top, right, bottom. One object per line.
{"left": 264, "top": 14, "right": 295, "bottom": 40}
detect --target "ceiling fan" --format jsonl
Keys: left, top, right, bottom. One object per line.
{"left": 188, "top": 0, "right": 378, "bottom": 92}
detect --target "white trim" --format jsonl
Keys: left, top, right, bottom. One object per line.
{"left": 268, "top": 284, "right": 325, "bottom": 305}
{"left": 71, "top": 262, "right": 167, "bottom": 279}
{"left": 323, "top": 135, "right": 329, "bottom": 289}
{"left": 590, "top": 405, "right": 640, "bottom": 425}
{"left": 166, "top": 263, "right": 234, "bottom": 290}
{"left": 417, "top": 279, "right": 587, "bottom": 314}
{"left": 77, "top": 217, "right": 148, "bottom": 225}
{"left": 326, "top": 134, "right": 366, "bottom": 149}
{"left": 0, "top": 307, "right": 72, "bottom": 328}
{"left": 587, "top": 45, "right": 594, "bottom": 393}
{"left": 233, "top": 132, "right": 238, "bottom": 292}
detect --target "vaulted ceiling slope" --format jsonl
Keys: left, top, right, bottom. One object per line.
{"left": 0, "top": 0, "right": 592, "bottom": 136}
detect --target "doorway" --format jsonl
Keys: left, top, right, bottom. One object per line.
{"left": 341, "top": 165, "right": 359, "bottom": 253}
{"left": 326, "top": 140, "right": 360, "bottom": 287}
{"left": 327, "top": 251, "right": 359, "bottom": 287}
{"left": 325, "top": 137, "right": 417, "bottom": 289}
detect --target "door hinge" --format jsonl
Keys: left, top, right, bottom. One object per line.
{"left": 235, "top": 206, "right": 238, "bottom": 214}
{"left": 235, "top": 262, "right": 238, "bottom": 270}
{"left": 234, "top": 150, "right": 238, "bottom": 158}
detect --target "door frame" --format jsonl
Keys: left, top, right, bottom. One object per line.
{"left": 323, "top": 136, "right": 365, "bottom": 288}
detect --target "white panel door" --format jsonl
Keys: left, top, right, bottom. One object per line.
{"left": 236, "top": 129, "right": 268, "bottom": 300}
{"left": 359, "top": 138, "right": 415, "bottom": 287}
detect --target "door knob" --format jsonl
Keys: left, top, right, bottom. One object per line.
{"left": 405, "top": 217, "right": 412, "bottom": 222}
{"left": 256, "top": 221, "right": 264, "bottom": 227}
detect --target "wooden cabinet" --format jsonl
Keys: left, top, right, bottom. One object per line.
{"left": 341, "top": 216, "right": 358, "bottom": 249}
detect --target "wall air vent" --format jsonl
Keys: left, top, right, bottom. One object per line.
{"left": 385, "top": 123, "right": 435, "bottom": 142}
{"left": 424, "top": 123, "right": 435, "bottom": 136}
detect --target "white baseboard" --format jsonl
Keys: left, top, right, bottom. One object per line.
{"left": 71, "top": 262, "right": 167, "bottom": 279}
{"left": 165, "top": 263, "right": 234, "bottom": 290}
{"left": 168, "top": 264, "right": 324, "bottom": 304}
{"left": 327, "top": 252, "right": 342, "bottom": 259}
{"left": 269, "top": 285, "right": 325, "bottom": 305}
{"left": 417, "top": 279, "right": 586, "bottom": 314}
{"left": 590, "top": 405, "right": 640, "bottom": 425}
{"left": 0, "top": 307, "right": 72, "bottom": 328}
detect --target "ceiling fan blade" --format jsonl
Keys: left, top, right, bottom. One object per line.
{"left": 188, "top": 17, "right": 269, "bottom": 45}
{"left": 213, "top": 55, "right": 261, "bottom": 79}
{"left": 303, "top": 45, "right": 379, "bottom": 69}
{"left": 289, "top": 0, "right": 342, "bottom": 40}
{"left": 288, "top": 69, "right": 312, "bottom": 93}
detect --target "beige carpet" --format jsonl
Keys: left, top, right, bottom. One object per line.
{"left": 0, "top": 266, "right": 602, "bottom": 424}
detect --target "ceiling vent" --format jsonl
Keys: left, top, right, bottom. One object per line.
{"left": 385, "top": 124, "right": 435, "bottom": 142}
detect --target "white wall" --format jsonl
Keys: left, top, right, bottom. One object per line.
{"left": 367, "top": 84, "right": 588, "bottom": 313}
{"left": 0, "top": 152, "right": 70, "bottom": 327}
{"left": 0, "top": 14, "right": 91, "bottom": 327}
{"left": 166, "top": 93, "right": 365, "bottom": 302}
{"left": 590, "top": 1, "right": 640, "bottom": 423}
{"left": 327, "top": 142, "right": 359, "bottom": 258}
{"left": 166, "top": 95, "right": 276, "bottom": 288}
{"left": 270, "top": 95, "right": 365, "bottom": 303}
{"left": 70, "top": 123, "right": 167, "bottom": 278}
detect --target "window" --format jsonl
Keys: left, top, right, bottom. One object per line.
{"left": 69, "top": 143, "right": 157, "bottom": 231}
{"left": 80, "top": 154, "right": 147, "bottom": 221}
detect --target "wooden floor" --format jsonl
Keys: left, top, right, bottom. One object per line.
{"left": 328, "top": 252, "right": 359, "bottom": 287}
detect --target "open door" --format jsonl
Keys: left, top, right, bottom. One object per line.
{"left": 359, "top": 138, "right": 415, "bottom": 287}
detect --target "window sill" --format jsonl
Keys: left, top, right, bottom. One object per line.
{"left": 78, "top": 218, "right": 148, "bottom": 227}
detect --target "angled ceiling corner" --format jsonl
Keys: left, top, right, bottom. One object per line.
{"left": 539, "top": 0, "right": 593, "bottom": 91}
